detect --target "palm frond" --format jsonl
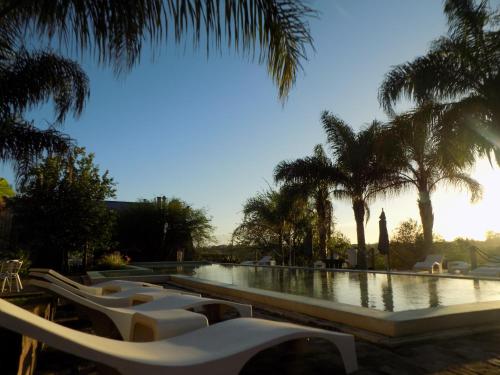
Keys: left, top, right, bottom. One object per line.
{"left": 5, "top": 0, "right": 316, "bottom": 100}
{"left": 0, "top": 49, "right": 89, "bottom": 122}
{"left": 0, "top": 117, "right": 74, "bottom": 179}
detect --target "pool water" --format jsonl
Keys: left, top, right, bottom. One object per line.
{"left": 152, "top": 264, "right": 500, "bottom": 312}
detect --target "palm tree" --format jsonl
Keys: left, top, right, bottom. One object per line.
{"left": 379, "top": 103, "right": 483, "bottom": 253}
{"left": 274, "top": 144, "right": 340, "bottom": 259}
{"left": 0, "top": 46, "right": 89, "bottom": 176}
{"left": 379, "top": 0, "right": 500, "bottom": 159}
{"left": 235, "top": 186, "right": 304, "bottom": 265}
{"left": 1, "top": 0, "right": 316, "bottom": 100}
{"left": 322, "top": 112, "right": 394, "bottom": 269}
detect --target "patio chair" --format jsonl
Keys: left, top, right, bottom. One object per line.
{"left": 31, "top": 279, "right": 209, "bottom": 341}
{"left": 29, "top": 271, "right": 200, "bottom": 307}
{"left": 0, "top": 298, "right": 358, "bottom": 374}
{"left": 447, "top": 261, "right": 470, "bottom": 275}
{"left": 32, "top": 278, "right": 252, "bottom": 327}
{"left": 413, "top": 254, "right": 444, "bottom": 274}
{"left": 1, "top": 259, "right": 23, "bottom": 292}
{"left": 256, "top": 255, "right": 273, "bottom": 265}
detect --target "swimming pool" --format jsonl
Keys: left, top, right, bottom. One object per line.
{"left": 146, "top": 263, "right": 500, "bottom": 312}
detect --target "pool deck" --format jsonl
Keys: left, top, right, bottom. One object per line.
{"left": 4, "top": 277, "right": 500, "bottom": 374}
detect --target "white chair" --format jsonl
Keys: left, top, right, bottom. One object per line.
{"left": 0, "top": 298, "right": 359, "bottom": 374}
{"left": 32, "top": 278, "right": 252, "bottom": 324}
{"left": 1, "top": 259, "right": 23, "bottom": 292}
{"left": 31, "top": 279, "right": 209, "bottom": 341}
{"left": 413, "top": 254, "right": 444, "bottom": 274}
{"left": 447, "top": 261, "right": 470, "bottom": 274}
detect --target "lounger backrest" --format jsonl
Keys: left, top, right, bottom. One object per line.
{"left": 0, "top": 298, "right": 145, "bottom": 369}
{"left": 30, "top": 269, "right": 101, "bottom": 295}
{"left": 30, "top": 279, "right": 107, "bottom": 313}
{"left": 29, "top": 271, "right": 100, "bottom": 296}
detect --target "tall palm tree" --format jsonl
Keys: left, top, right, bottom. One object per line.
{"left": 0, "top": 46, "right": 89, "bottom": 176}
{"left": 379, "top": 0, "right": 500, "bottom": 159}
{"left": 274, "top": 144, "right": 340, "bottom": 259}
{"left": 322, "top": 112, "right": 394, "bottom": 269}
{"left": 1, "top": 0, "right": 316, "bottom": 100}
{"left": 379, "top": 103, "right": 483, "bottom": 253}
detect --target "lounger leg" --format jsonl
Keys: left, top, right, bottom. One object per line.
{"left": 328, "top": 335, "right": 358, "bottom": 374}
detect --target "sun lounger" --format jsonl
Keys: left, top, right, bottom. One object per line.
{"left": 30, "top": 268, "right": 166, "bottom": 295}
{"left": 32, "top": 278, "right": 252, "bottom": 327}
{"left": 0, "top": 298, "right": 358, "bottom": 374}
{"left": 447, "top": 261, "right": 470, "bottom": 274}
{"left": 29, "top": 271, "right": 200, "bottom": 307}
{"left": 470, "top": 266, "right": 500, "bottom": 277}
{"left": 31, "top": 279, "right": 208, "bottom": 341}
{"left": 413, "top": 254, "right": 444, "bottom": 273}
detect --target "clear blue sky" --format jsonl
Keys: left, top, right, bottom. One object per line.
{"left": 5, "top": 0, "right": 499, "bottom": 244}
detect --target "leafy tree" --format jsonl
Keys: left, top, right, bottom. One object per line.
{"left": 321, "top": 112, "right": 395, "bottom": 269}
{"left": 380, "top": 103, "right": 482, "bottom": 253}
{"left": 9, "top": 147, "right": 116, "bottom": 271}
{"left": 275, "top": 144, "right": 340, "bottom": 259}
{"left": 390, "top": 219, "right": 425, "bottom": 269}
{"left": 2, "top": 0, "right": 316, "bottom": 100}
{"left": 115, "top": 197, "right": 214, "bottom": 261}
{"left": 379, "top": 0, "right": 500, "bottom": 161}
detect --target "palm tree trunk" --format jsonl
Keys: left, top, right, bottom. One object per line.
{"left": 418, "top": 190, "right": 434, "bottom": 255}
{"left": 353, "top": 199, "right": 367, "bottom": 269}
{"left": 279, "top": 227, "right": 284, "bottom": 266}
{"left": 316, "top": 198, "right": 327, "bottom": 260}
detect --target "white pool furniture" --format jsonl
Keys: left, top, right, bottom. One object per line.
{"left": 32, "top": 277, "right": 252, "bottom": 323}
{"left": 240, "top": 256, "right": 275, "bottom": 266}
{"left": 413, "top": 254, "right": 444, "bottom": 274}
{"left": 30, "top": 268, "right": 165, "bottom": 294}
{"left": 0, "top": 298, "right": 358, "bottom": 374}
{"left": 31, "top": 279, "right": 208, "bottom": 341}
{"left": 447, "top": 261, "right": 470, "bottom": 275}
{"left": 29, "top": 270, "right": 200, "bottom": 307}
{"left": 470, "top": 265, "right": 500, "bottom": 277}
{"left": 1, "top": 259, "right": 23, "bottom": 292}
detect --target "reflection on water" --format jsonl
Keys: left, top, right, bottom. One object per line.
{"left": 158, "top": 264, "right": 500, "bottom": 312}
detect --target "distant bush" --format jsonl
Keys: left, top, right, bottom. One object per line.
{"left": 94, "top": 252, "right": 130, "bottom": 270}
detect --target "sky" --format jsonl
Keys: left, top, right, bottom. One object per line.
{"left": 3, "top": 0, "right": 500, "bottom": 244}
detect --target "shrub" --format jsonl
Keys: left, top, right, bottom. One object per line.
{"left": 95, "top": 252, "right": 129, "bottom": 270}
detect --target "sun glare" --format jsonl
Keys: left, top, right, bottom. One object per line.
{"left": 433, "top": 158, "right": 500, "bottom": 241}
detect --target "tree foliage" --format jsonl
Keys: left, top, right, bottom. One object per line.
{"left": 9, "top": 147, "right": 116, "bottom": 271}
{"left": 379, "top": 0, "right": 500, "bottom": 161}
{"left": 1, "top": 0, "right": 316, "bottom": 100}
{"left": 115, "top": 197, "right": 214, "bottom": 261}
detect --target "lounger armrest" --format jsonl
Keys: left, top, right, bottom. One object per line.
{"left": 130, "top": 310, "right": 208, "bottom": 341}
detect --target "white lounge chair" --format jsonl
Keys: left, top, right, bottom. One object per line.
{"left": 0, "top": 298, "right": 358, "bottom": 374}
{"left": 32, "top": 278, "right": 252, "bottom": 325}
{"left": 470, "top": 266, "right": 500, "bottom": 277}
{"left": 30, "top": 268, "right": 165, "bottom": 295}
{"left": 256, "top": 255, "right": 274, "bottom": 265}
{"left": 413, "top": 254, "right": 444, "bottom": 274}
{"left": 29, "top": 271, "right": 200, "bottom": 307}
{"left": 447, "top": 261, "right": 470, "bottom": 274}
{"left": 31, "top": 279, "right": 208, "bottom": 341}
